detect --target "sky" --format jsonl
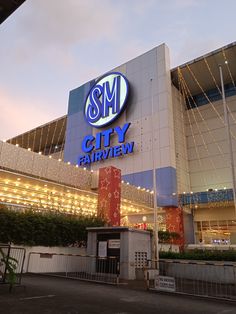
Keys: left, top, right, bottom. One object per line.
{"left": 0, "top": 0, "right": 236, "bottom": 140}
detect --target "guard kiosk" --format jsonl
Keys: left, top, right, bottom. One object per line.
{"left": 87, "top": 227, "right": 151, "bottom": 280}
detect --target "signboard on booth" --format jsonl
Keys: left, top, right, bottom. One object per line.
{"left": 108, "top": 239, "right": 120, "bottom": 249}
{"left": 98, "top": 241, "right": 107, "bottom": 258}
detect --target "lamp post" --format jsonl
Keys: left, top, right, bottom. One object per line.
{"left": 219, "top": 64, "right": 236, "bottom": 217}
{"left": 150, "top": 78, "right": 159, "bottom": 269}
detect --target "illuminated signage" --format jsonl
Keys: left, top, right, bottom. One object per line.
{"left": 84, "top": 72, "right": 129, "bottom": 128}
{"left": 78, "top": 123, "right": 134, "bottom": 166}
{"left": 78, "top": 72, "right": 133, "bottom": 166}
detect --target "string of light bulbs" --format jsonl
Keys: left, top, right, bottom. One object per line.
{"left": 186, "top": 63, "right": 236, "bottom": 141}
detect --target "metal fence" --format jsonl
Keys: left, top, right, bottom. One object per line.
{"left": 0, "top": 244, "right": 26, "bottom": 285}
{"left": 146, "top": 259, "right": 236, "bottom": 301}
{"left": 27, "top": 252, "right": 119, "bottom": 284}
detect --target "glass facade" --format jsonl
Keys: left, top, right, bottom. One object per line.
{"left": 195, "top": 219, "right": 236, "bottom": 244}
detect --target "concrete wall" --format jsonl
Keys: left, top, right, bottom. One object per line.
{"left": 160, "top": 260, "right": 236, "bottom": 284}
{"left": 183, "top": 210, "right": 195, "bottom": 244}
{"left": 21, "top": 246, "right": 86, "bottom": 273}
{"left": 86, "top": 232, "right": 97, "bottom": 256}
{"left": 120, "top": 229, "right": 152, "bottom": 280}
{"left": 172, "top": 85, "right": 190, "bottom": 194}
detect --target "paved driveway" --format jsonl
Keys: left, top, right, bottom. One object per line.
{"left": 0, "top": 275, "right": 235, "bottom": 314}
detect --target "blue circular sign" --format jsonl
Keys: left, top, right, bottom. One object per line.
{"left": 84, "top": 72, "right": 129, "bottom": 128}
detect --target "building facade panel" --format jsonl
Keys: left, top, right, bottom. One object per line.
{"left": 63, "top": 44, "right": 178, "bottom": 207}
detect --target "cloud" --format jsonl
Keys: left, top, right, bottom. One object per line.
{"left": 170, "top": 38, "right": 227, "bottom": 67}
{"left": 0, "top": 88, "right": 58, "bottom": 140}
{"left": 171, "top": 0, "right": 200, "bottom": 8}
{"left": 5, "top": 0, "right": 122, "bottom": 60}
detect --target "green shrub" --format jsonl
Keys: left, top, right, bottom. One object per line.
{"left": 158, "top": 230, "right": 180, "bottom": 243}
{"left": 0, "top": 208, "right": 105, "bottom": 247}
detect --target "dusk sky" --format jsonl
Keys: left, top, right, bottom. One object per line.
{"left": 0, "top": 0, "right": 236, "bottom": 140}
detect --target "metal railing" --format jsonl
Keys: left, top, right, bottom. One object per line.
{"left": 0, "top": 244, "right": 25, "bottom": 285}
{"left": 27, "top": 252, "right": 119, "bottom": 284}
{"left": 146, "top": 259, "right": 236, "bottom": 301}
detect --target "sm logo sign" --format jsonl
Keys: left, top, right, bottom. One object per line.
{"left": 84, "top": 72, "right": 129, "bottom": 128}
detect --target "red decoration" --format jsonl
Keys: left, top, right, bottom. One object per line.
{"left": 165, "top": 207, "right": 185, "bottom": 249}
{"left": 97, "top": 166, "right": 121, "bottom": 226}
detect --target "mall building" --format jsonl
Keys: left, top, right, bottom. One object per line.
{"left": 3, "top": 41, "right": 236, "bottom": 245}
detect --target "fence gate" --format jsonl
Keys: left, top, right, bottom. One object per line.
{"left": 0, "top": 244, "right": 26, "bottom": 286}
{"left": 27, "top": 252, "right": 119, "bottom": 285}
{"left": 146, "top": 259, "right": 236, "bottom": 301}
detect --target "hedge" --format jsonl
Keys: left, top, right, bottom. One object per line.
{"left": 159, "top": 250, "right": 236, "bottom": 261}
{"left": 157, "top": 230, "right": 180, "bottom": 243}
{"left": 0, "top": 208, "right": 105, "bottom": 246}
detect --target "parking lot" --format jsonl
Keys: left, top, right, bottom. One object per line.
{"left": 0, "top": 275, "right": 235, "bottom": 314}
